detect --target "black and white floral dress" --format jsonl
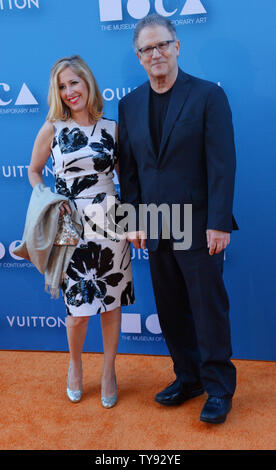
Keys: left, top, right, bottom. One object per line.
{"left": 51, "top": 118, "right": 134, "bottom": 317}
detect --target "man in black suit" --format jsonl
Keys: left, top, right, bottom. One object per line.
{"left": 118, "top": 14, "right": 237, "bottom": 423}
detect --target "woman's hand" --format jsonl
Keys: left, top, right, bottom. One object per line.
{"left": 59, "top": 201, "right": 71, "bottom": 216}
{"left": 126, "top": 231, "right": 146, "bottom": 250}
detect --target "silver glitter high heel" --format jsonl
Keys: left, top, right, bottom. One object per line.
{"left": 67, "top": 364, "right": 83, "bottom": 403}
{"left": 101, "top": 377, "right": 117, "bottom": 409}
{"left": 67, "top": 387, "right": 82, "bottom": 403}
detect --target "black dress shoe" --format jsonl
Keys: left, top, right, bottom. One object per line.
{"left": 155, "top": 378, "right": 204, "bottom": 406}
{"left": 200, "top": 396, "right": 232, "bottom": 423}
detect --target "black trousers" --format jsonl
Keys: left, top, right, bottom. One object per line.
{"left": 148, "top": 238, "right": 236, "bottom": 398}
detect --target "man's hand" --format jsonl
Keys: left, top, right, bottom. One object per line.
{"left": 126, "top": 231, "right": 146, "bottom": 250}
{"left": 206, "top": 229, "right": 230, "bottom": 255}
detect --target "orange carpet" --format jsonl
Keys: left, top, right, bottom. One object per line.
{"left": 0, "top": 351, "right": 275, "bottom": 450}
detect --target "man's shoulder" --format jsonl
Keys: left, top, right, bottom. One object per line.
{"left": 181, "top": 70, "right": 219, "bottom": 93}
{"left": 119, "top": 71, "right": 223, "bottom": 109}
{"left": 119, "top": 81, "right": 148, "bottom": 107}
{"left": 179, "top": 70, "right": 228, "bottom": 105}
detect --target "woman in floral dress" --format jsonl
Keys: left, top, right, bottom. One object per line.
{"left": 28, "top": 56, "right": 134, "bottom": 408}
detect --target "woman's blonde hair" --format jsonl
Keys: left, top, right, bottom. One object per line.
{"left": 47, "top": 55, "right": 103, "bottom": 122}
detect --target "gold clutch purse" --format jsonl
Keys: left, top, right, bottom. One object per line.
{"left": 54, "top": 213, "right": 79, "bottom": 246}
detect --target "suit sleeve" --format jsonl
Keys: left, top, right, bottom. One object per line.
{"left": 204, "top": 85, "right": 237, "bottom": 232}
{"left": 118, "top": 99, "right": 141, "bottom": 232}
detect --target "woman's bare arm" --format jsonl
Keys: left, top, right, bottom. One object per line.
{"left": 28, "top": 120, "right": 54, "bottom": 188}
{"left": 28, "top": 121, "right": 71, "bottom": 214}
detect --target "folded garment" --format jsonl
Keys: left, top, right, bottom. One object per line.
{"left": 12, "top": 182, "right": 82, "bottom": 298}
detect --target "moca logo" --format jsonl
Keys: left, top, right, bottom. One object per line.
{"left": 121, "top": 313, "right": 162, "bottom": 335}
{"left": 0, "top": 240, "right": 24, "bottom": 260}
{"left": 0, "top": 82, "right": 38, "bottom": 106}
{"left": 99, "top": 0, "right": 207, "bottom": 22}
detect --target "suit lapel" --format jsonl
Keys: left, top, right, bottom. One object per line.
{"left": 158, "top": 69, "right": 192, "bottom": 160}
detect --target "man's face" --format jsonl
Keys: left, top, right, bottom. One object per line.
{"left": 136, "top": 25, "right": 180, "bottom": 81}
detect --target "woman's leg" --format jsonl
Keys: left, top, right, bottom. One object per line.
{"left": 100, "top": 306, "right": 121, "bottom": 397}
{"left": 66, "top": 315, "right": 90, "bottom": 390}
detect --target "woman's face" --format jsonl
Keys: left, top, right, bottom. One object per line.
{"left": 58, "top": 67, "right": 89, "bottom": 115}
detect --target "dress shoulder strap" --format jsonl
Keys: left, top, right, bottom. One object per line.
{"left": 100, "top": 117, "right": 117, "bottom": 134}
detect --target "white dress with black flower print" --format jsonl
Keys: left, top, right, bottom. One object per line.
{"left": 51, "top": 118, "right": 135, "bottom": 316}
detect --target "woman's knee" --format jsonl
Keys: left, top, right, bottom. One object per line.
{"left": 66, "top": 315, "right": 90, "bottom": 328}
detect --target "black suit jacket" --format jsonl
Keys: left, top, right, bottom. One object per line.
{"left": 118, "top": 68, "right": 237, "bottom": 251}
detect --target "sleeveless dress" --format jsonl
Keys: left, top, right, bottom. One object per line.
{"left": 51, "top": 117, "right": 135, "bottom": 317}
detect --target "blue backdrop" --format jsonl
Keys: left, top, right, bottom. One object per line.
{"left": 0, "top": 0, "right": 275, "bottom": 360}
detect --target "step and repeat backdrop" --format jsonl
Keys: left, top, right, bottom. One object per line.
{"left": 0, "top": 0, "right": 275, "bottom": 360}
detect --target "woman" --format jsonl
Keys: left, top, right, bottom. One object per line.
{"left": 28, "top": 55, "right": 134, "bottom": 408}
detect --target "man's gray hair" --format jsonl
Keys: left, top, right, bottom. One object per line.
{"left": 133, "top": 13, "right": 177, "bottom": 51}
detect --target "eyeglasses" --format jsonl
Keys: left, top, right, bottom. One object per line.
{"left": 138, "top": 40, "right": 176, "bottom": 57}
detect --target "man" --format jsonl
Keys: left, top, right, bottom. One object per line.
{"left": 118, "top": 14, "right": 237, "bottom": 424}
